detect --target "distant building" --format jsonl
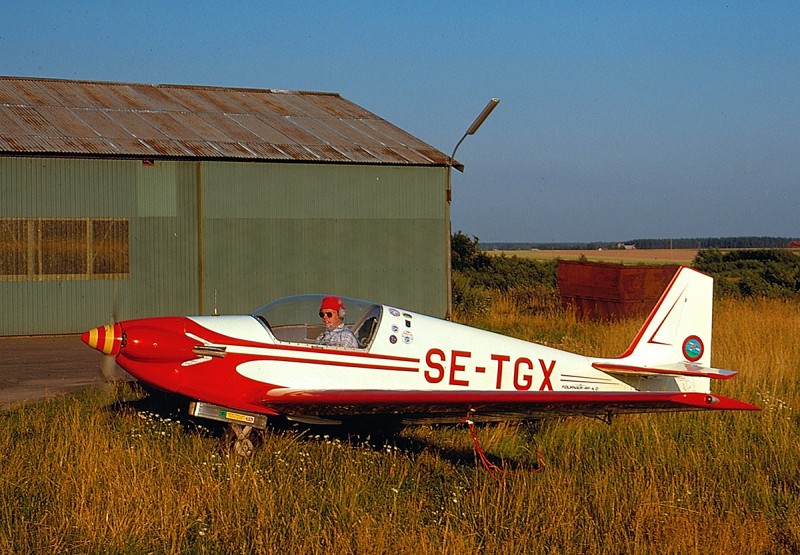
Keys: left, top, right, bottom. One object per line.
{"left": 789, "top": 241, "right": 800, "bottom": 249}
{"left": 0, "top": 77, "right": 455, "bottom": 335}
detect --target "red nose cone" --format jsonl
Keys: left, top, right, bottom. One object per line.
{"left": 81, "top": 323, "right": 123, "bottom": 356}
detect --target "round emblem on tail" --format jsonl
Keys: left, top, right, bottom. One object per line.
{"left": 682, "top": 335, "right": 704, "bottom": 362}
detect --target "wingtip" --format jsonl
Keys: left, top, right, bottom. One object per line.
{"left": 674, "top": 393, "right": 760, "bottom": 411}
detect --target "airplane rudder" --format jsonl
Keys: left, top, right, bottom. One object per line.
{"left": 618, "top": 266, "right": 714, "bottom": 364}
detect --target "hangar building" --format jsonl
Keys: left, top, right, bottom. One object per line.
{"left": 0, "top": 77, "right": 455, "bottom": 335}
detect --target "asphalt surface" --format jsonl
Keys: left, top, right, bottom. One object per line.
{"left": 0, "top": 334, "right": 108, "bottom": 408}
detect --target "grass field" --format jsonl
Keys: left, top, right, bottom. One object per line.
{"left": 490, "top": 248, "right": 699, "bottom": 265}
{"left": 1, "top": 296, "right": 798, "bottom": 554}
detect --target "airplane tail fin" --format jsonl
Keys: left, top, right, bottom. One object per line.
{"left": 620, "top": 266, "right": 713, "bottom": 366}
{"left": 592, "top": 266, "right": 733, "bottom": 391}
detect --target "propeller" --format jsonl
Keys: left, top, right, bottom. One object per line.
{"left": 99, "top": 282, "right": 129, "bottom": 383}
{"left": 100, "top": 342, "right": 121, "bottom": 381}
{"left": 81, "top": 282, "right": 135, "bottom": 388}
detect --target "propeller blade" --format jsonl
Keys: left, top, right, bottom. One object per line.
{"left": 101, "top": 353, "right": 120, "bottom": 381}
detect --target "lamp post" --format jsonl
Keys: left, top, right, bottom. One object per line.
{"left": 445, "top": 98, "right": 500, "bottom": 320}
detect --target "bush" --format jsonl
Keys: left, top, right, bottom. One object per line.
{"left": 451, "top": 232, "right": 561, "bottom": 318}
{"left": 451, "top": 231, "right": 491, "bottom": 272}
{"left": 451, "top": 232, "right": 558, "bottom": 292}
{"left": 693, "top": 248, "right": 800, "bottom": 298}
{"left": 451, "top": 271, "right": 492, "bottom": 318}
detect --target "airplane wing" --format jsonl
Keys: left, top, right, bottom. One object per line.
{"left": 258, "top": 389, "right": 759, "bottom": 423}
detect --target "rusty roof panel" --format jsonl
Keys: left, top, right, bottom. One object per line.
{"left": 274, "top": 92, "right": 341, "bottom": 119}
{"left": 259, "top": 115, "right": 324, "bottom": 144}
{"left": 41, "top": 80, "right": 104, "bottom": 109}
{"left": 8, "top": 107, "right": 61, "bottom": 137}
{"left": 334, "top": 145, "right": 385, "bottom": 164}
{"left": 138, "top": 138, "right": 190, "bottom": 157}
{"left": 199, "top": 113, "right": 262, "bottom": 141}
{"left": 107, "top": 137, "right": 159, "bottom": 155}
{"left": 292, "top": 117, "right": 370, "bottom": 147}
{"left": 357, "top": 118, "right": 428, "bottom": 147}
{"left": 209, "top": 141, "right": 260, "bottom": 158}
{"left": 34, "top": 106, "right": 105, "bottom": 138}
{"left": 319, "top": 145, "right": 371, "bottom": 164}
{"left": 120, "top": 84, "right": 189, "bottom": 112}
{"left": 0, "top": 77, "right": 448, "bottom": 166}
{"left": 311, "top": 144, "right": 356, "bottom": 163}
{"left": 236, "top": 90, "right": 295, "bottom": 116}
{"left": 0, "top": 80, "right": 55, "bottom": 107}
{"left": 0, "top": 81, "right": 21, "bottom": 105}
{"left": 272, "top": 143, "right": 324, "bottom": 162}
{"left": 67, "top": 108, "right": 132, "bottom": 139}
{"left": 0, "top": 108, "right": 33, "bottom": 136}
{"left": 226, "top": 114, "right": 299, "bottom": 144}
{"left": 164, "top": 87, "right": 230, "bottom": 114}
{"left": 238, "top": 141, "right": 292, "bottom": 159}
{"left": 99, "top": 110, "right": 169, "bottom": 140}
{"left": 173, "top": 140, "right": 227, "bottom": 157}
{"left": 311, "top": 95, "right": 372, "bottom": 120}
{"left": 373, "top": 147, "right": 419, "bottom": 165}
{"left": 138, "top": 111, "right": 204, "bottom": 140}
{"left": 79, "top": 82, "right": 137, "bottom": 110}
{"left": 174, "top": 113, "right": 236, "bottom": 141}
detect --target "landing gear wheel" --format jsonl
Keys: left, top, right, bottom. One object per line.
{"left": 226, "top": 424, "right": 259, "bottom": 458}
{"left": 234, "top": 436, "right": 255, "bottom": 458}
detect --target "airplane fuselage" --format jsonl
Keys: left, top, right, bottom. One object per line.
{"left": 82, "top": 271, "right": 759, "bottom": 426}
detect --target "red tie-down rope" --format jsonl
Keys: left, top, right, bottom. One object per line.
{"left": 462, "top": 411, "right": 546, "bottom": 481}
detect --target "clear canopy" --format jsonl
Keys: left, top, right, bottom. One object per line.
{"left": 251, "top": 295, "right": 382, "bottom": 348}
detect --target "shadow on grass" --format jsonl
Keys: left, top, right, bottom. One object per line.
{"left": 105, "top": 381, "right": 544, "bottom": 474}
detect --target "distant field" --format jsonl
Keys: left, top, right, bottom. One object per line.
{"left": 488, "top": 248, "right": 698, "bottom": 265}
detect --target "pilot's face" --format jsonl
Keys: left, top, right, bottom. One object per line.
{"left": 319, "top": 309, "right": 342, "bottom": 330}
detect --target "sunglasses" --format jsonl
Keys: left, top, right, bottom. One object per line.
{"left": 319, "top": 311, "right": 336, "bottom": 318}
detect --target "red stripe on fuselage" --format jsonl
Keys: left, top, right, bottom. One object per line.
{"left": 237, "top": 341, "right": 421, "bottom": 364}
{"left": 182, "top": 318, "right": 421, "bottom": 373}
{"left": 229, "top": 350, "right": 420, "bottom": 373}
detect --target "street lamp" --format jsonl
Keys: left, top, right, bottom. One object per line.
{"left": 451, "top": 98, "right": 500, "bottom": 167}
{"left": 445, "top": 98, "right": 500, "bottom": 320}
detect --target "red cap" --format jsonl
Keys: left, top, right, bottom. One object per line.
{"left": 320, "top": 296, "right": 344, "bottom": 312}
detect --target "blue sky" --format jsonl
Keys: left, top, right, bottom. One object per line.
{"left": 2, "top": 2, "right": 798, "bottom": 243}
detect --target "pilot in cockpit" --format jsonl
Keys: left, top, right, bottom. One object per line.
{"left": 316, "top": 296, "right": 359, "bottom": 348}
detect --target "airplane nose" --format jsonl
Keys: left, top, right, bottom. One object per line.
{"left": 81, "top": 323, "right": 123, "bottom": 356}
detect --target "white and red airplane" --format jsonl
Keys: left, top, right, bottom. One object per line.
{"left": 82, "top": 266, "right": 758, "bottom": 455}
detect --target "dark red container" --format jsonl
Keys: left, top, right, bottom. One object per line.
{"left": 557, "top": 260, "right": 679, "bottom": 319}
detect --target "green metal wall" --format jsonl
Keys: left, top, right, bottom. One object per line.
{"left": 200, "top": 162, "right": 447, "bottom": 316}
{"left": 0, "top": 157, "right": 200, "bottom": 335}
{"left": 0, "top": 157, "right": 447, "bottom": 335}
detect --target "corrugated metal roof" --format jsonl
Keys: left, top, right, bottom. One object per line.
{"left": 0, "top": 76, "right": 453, "bottom": 167}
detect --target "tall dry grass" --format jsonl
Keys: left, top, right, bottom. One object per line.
{"left": 1, "top": 297, "right": 798, "bottom": 554}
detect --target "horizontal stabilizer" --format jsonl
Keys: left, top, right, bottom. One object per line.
{"left": 592, "top": 362, "right": 737, "bottom": 380}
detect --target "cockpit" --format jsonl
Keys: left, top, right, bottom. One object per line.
{"left": 251, "top": 295, "right": 382, "bottom": 349}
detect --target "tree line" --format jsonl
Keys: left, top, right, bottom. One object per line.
{"left": 483, "top": 236, "right": 797, "bottom": 251}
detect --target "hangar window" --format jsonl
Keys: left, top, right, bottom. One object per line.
{"left": 0, "top": 218, "right": 129, "bottom": 280}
